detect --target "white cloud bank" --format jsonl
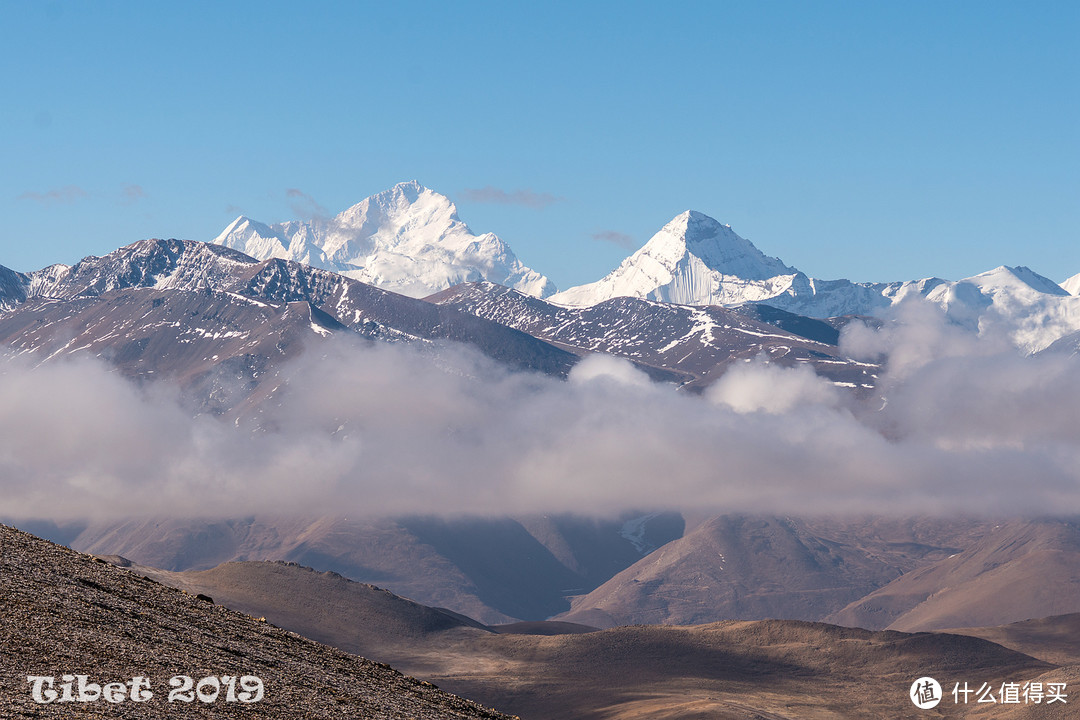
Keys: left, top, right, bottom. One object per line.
{"left": 2, "top": 298, "right": 1079, "bottom": 520}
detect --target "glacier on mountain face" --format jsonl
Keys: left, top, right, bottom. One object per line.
{"left": 212, "top": 180, "right": 556, "bottom": 300}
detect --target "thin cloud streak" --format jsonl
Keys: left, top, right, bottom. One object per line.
{"left": 286, "top": 188, "right": 330, "bottom": 221}
{"left": 591, "top": 230, "right": 637, "bottom": 250}
{"left": 460, "top": 186, "right": 562, "bottom": 209}
{"left": 17, "top": 186, "right": 88, "bottom": 206}
{"left": 122, "top": 185, "right": 146, "bottom": 205}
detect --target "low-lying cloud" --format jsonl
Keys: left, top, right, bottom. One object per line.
{"left": 2, "top": 298, "right": 1080, "bottom": 520}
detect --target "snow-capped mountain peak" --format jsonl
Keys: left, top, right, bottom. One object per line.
{"left": 215, "top": 216, "right": 295, "bottom": 262}
{"left": 551, "top": 209, "right": 1080, "bottom": 353}
{"left": 672, "top": 210, "right": 795, "bottom": 280}
{"left": 967, "top": 265, "right": 1070, "bottom": 298}
{"left": 212, "top": 181, "right": 555, "bottom": 299}
{"left": 1062, "top": 272, "right": 1080, "bottom": 296}
{"left": 551, "top": 210, "right": 796, "bottom": 307}
{"left": 323, "top": 180, "right": 470, "bottom": 264}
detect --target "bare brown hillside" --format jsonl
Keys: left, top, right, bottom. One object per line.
{"left": 556, "top": 515, "right": 990, "bottom": 627}
{"left": 828, "top": 519, "right": 1080, "bottom": 631}
{"left": 125, "top": 555, "right": 1073, "bottom": 720}
{"left": 0, "top": 524, "right": 513, "bottom": 719}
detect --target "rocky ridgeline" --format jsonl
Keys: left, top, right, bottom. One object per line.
{"left": 0, "top": 524, "right": 514, "bottom": 719}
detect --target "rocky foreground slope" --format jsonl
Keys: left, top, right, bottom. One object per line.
{"left": 0, "top": 524, "right": 513, "bottom": 719}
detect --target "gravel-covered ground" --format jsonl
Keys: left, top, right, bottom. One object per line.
{"left": 0, "top": 524, "right": 515, "bottom": 719}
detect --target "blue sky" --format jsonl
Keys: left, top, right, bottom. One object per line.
{"left": 2, "top": 1, "right": 1077, "bottom": 288}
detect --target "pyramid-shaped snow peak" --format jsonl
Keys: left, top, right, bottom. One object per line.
{"left": 212, "top": 181, "right": 555, "bottom": 299}
{"left": 551, "top": 210, "right": 798, "bottom": 307}
{"left": 673, "top": 211, "right": 796, "bottom": 280}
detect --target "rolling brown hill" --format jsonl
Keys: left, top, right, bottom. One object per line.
{"left": 107, "top": 558, "right": 493, "bottom": 660}
{"left": 62, "top": 512, "right": 682, "bottom": 625}
{"left": 119, "top": 554, "right": 1074, "bottom": 719}
{"left": 92, "top": 557, "right": 1071, "bottom": 716}
{"left": 429, "top": 620, "right": 1065, "bottom": 720}
{"left": 942, "top": 613, "right": 1080, "bottom": 666}
{"left": 555, "top": 515, "right": 993, "bottom": 627}
{"left": 0, "top": 524, "right": 512, "bottom": 719}
{"left": 62, "top": 513, "right": 1013, "bottom": 630}
{"left": 827, "top": 518, "right": 1080, "bottom": 631}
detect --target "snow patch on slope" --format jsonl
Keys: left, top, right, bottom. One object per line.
{"left": 620, "top": 513, "right": 663, "bottom": 554}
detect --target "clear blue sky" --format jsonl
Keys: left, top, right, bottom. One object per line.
{"left": 2, "top": 1, "right": 1077, "bottom": 287}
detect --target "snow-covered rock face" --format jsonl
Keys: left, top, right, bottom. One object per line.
{"left": 551, "top": 210, "right": 797, "bottom": 307}
{"left": 212, "top": 181, "right": 556, "bottom": 299}
{"left": 554, "top": 209, "right": 1080, "bottom": 353}
{"left": 1061, "top": 272, "right": 1080, "bottom": 296}
{"left": 772, "top": 266, "right": 1080, "bottom": 353}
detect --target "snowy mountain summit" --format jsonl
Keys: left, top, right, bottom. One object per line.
{"left": 212, "top": 181, "right": 555, "bottom": 299}
{"left": 552, "top": 211, "right": 797, "bottom": 307}
{"left": 1061, "top": 272, "right": 1080, "bottom": 296}
{"left": 553, "top": 208, "right": 1080, "bottom": 353}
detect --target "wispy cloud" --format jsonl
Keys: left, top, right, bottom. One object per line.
{"left": 591, "top": 230, "right": 637, "bottom": 250}
{"left": 17, "top": 185, "right": 87, "bottom": 206}
{"left": 286, "top": 188, "right": 329, "bottom": 221}
{"left": 460, "top": 186, "right": 562, "bottom": 209}
{"left": 121, "top": 184, "right": 145, "bottom": 205}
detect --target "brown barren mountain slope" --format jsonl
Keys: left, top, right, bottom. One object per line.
{"left": 65, "top": 512, "right": 681, "bottom": 625}
{"left": 828, "top": 518, "right": 1080, "bottom": 631}
{"left": 555, "top": 515, "right": 994, "bottom": 627}
{"left": 111, "top": 558, "right": 493, "bottom": 660}
{"left": 122, "top": 556, "right": 1074, "bottom": 720}
{"left": 0, "top": 525, "right": 512, "bottom": 719}
{"left": 430, "top": 621, "right": 1066, "bottom": 720}
{"left": 940, "top": 613, "right": 1080, "bottom": 666}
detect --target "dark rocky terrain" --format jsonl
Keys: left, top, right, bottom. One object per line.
{"left": 0, "top": 239, "right": 577, "bottom": 415}
{"left": 427, "top": 281, "right": 878, "bottom": 391}
{"left": 0, "top": 524, "right": 514, "bottom": 719}
{"left": 0, "top": 240, "right": 885, "bottom": 419}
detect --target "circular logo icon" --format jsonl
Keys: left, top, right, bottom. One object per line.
{"left": 910, "top": 677, "right": 942, "bottom": 709}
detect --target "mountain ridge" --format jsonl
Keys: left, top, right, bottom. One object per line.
{"left": 213, "top": 180, "right": 556, "bottom": 299}
{"left": 551, "top": 207, "right": 1080, "bottom": 352}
